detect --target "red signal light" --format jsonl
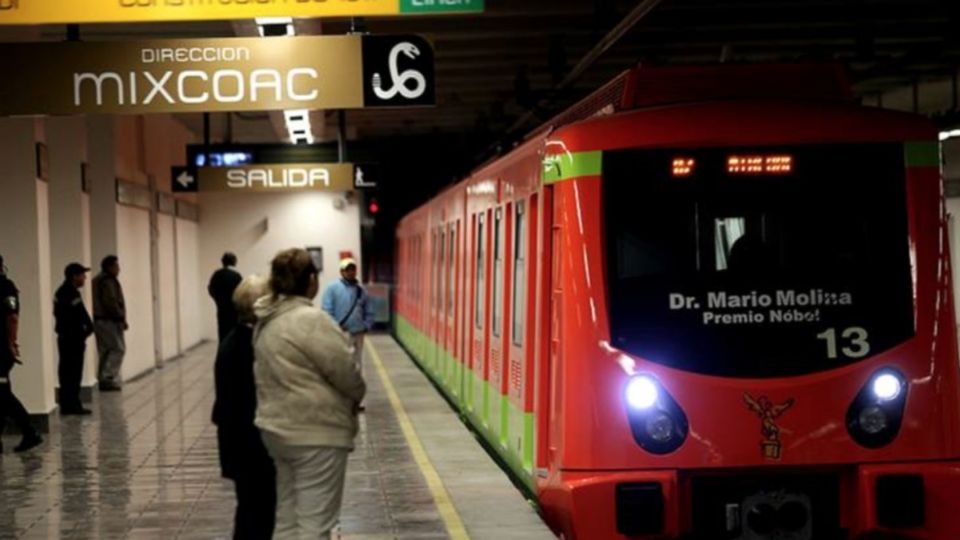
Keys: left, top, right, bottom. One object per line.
{"left": 368, "top": 199, "right": 380, "bottom": 215}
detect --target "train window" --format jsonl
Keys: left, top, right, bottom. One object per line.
{"left": 438, "top": 228, "right": 446, "bottom": 315}
{"left": 432, "top": 229, "right": 440, "bottom": 312}
{"left": 447, "top": 224, "right": 456, "bottom": 317}
{"left": 475, "top": 213, "right": 486, "bottom": 329}
{"left": 492, "top": 208, "right": 504, "bottom": 337}
{"left": 512, "top": 200, "right": 527, "bottom": 346}
{"left": 714, "top": 217, "right": 746, "bottom": 271}
{"left": 603, "top": 144, "right": 914, "bottom": 377}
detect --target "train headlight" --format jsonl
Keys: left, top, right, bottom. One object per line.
{"left": 624, "top": 373, "right": 689, "bottom": 454}
{"left": 871, "top": 373, "right": 902, "bottom": 402}
{"left": 626, "top": 376, "right": 659, "bottom": 410}
{"left": 846, "top": 368, "right": 907, "bottom": 448}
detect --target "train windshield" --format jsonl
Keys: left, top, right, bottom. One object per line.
{"left": 603, "top": 144, "right": 915, "bottom": 377}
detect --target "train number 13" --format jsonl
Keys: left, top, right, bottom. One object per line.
{"left": 817, "top": 327, "right": 871, "bottom": 359}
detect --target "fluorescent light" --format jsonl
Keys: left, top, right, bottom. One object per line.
{"left": 940, "top": 129, "right": 960, "bottom": 142}
{"left": 284, "top": 109, "right": 314, "bottom": 145}
{"left": 255, "top": 17, "right": 294, "bottom": 37}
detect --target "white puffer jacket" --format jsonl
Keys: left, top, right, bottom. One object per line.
{"left": 253, "top": 295, "right": 366, "bottom": 449}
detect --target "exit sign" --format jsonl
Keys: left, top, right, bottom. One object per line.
{"left": 400, "top": 0, "right": 484, "bottom": 14}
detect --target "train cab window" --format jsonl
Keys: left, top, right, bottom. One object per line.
{"left": 512, "top": 201, "right": 527, "bottom": 346}
{"left": 476, "top": 213, "right": 486, "bottom": 329}
{"left": 603, "top": 144, "right": 915, "bottom": 377}
{"left": 493, "top": 208, "right": 504, "bottom": 337}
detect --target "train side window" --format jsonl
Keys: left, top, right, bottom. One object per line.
{"left": 476, "top": 213, "right": 486, "bottom": 329}
{"left": 448, "top": 224, "right": 456, "bottom": 317}
{"left": 438, "top": 228, "right": 446, "bottom": 314}
{"left": 432, "top": 229, "right": 439, "bottom": 312}
{"left": 492, "top": 207, "right": 504, "bottom": 337}
{"left": 512, "top": 200, "right": 526, "bottom": 346}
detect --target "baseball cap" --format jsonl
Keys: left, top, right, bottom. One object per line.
{"left": 339, "top": 258, "right": 357, "bottom": 271}
{"left": 64, "top": 263, "right": 91, "bottom": 278}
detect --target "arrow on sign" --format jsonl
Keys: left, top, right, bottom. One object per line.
{"left": 177, "top": 170, "right": 195, "bottom": 188}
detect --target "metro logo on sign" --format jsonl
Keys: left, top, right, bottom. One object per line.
{"left": 362, "top": 35, "right": 436, "bottom": 108}
{"left": 0, "top": 35, "right": 435, "bottom": 116}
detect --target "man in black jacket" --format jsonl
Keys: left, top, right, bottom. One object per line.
{"left": 208, "top": 252, "right": 243, "bottom": 342}
{"left": 0, "top": 254, "right": 43, "bottom": 453}
{"left": 54, "top": 263, "right": 95, "bottom": 415}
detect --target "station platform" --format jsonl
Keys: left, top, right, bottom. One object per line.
{"left": 0, "top": 335, "right": 555, "bottom": 540}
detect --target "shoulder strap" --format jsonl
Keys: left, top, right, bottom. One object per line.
{"left": 338, "top": 286, "right": 362, "bottom": 327}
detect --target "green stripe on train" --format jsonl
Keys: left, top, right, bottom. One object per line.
{"left": 394, "top": 314, "right": 536, "bottom": 489}
{"left": 904, "top": 141, "right": 939, "bottom": 167}
{"left": 543, "top": 150, "right": 603, "bottom": 184}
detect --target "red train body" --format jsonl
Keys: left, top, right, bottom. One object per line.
{"left": 394, "top": 64, "right": 960, "bottom": 539}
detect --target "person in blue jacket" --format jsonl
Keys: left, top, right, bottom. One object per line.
{"left": 321, "top": 258, "right": 373, "bottom": 381}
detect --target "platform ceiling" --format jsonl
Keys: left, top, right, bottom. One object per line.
{"left": 29, "top": 0, "right": 959, "bottom": 146}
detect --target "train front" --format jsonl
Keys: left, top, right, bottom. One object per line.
{"left": 539, "top": 100, "right": 960, "bottom": 539}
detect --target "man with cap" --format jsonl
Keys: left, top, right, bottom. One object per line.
{"left": 207, "top": 252, "right": 243, "bottom": 342}
{"left": 0, "top": 254, "right": 44, "bottom": 453}
{"left": 322, "top": 258, "right": 373, "bottom": 379}
{"left": 54, "top": 263, "right": 95, "bottom": 415}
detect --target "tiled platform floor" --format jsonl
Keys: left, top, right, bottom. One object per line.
{"left": 0, "top": 334, "right": 554, "bottom": 540}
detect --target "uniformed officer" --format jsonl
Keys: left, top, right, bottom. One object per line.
{"left": 54, "top": 262, "right": 95, "bottom": 415}
{"left": 208, "top": 252, "right": 243, "bottom": 342}
{"left": 0, "top": 254, "right": 43, "bottom": 453}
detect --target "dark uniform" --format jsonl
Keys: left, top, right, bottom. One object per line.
{"left": 54, "top": 279, "right": 94, "bottom": 412}
{"left": 1, "top": 272, "right": 42, "bottom": 452}
{"left": 208, "top": 267, "right": 243, "bottom": 341}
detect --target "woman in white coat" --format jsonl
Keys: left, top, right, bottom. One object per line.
{"left": 253, "top": 248, "right": 366, "bottom": 540}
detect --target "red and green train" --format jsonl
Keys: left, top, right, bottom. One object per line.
{"left": 394, "top": 64, "right": 960, "bottom": 539}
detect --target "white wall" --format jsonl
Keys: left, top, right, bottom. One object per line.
{"left": 177, "top": 218, "right": 203, "bottom": 349}
{"left": 117, "top": 205, "right": 156, "bottom": 381}
{"left": 81, "top": 193, "right": 97, "bottom": 387}
{"left": 197, "top": 191, "right": 361, "bottom": 339}
{"left": 35, "top": 180, "right": 55, "bottom": 408}
{"left": 157, "top": 214, "right": 179, "bottom": 360}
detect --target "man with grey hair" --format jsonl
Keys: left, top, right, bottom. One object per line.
{"left": 212, "top": 275, "right": 276, "bottom": 539}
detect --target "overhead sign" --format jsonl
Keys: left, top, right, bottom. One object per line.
{"left": 0, "top": 34, "right": 434, "bottom": 116}
{"left": 0, "top": 0, "right": 483, "bottom": 25}
{"left": 196, "top": 163, "right": 380, "bottom": 193}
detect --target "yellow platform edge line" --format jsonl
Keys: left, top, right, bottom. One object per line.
{"left": 366, "top": 339, "right": 472, "bottom": 540}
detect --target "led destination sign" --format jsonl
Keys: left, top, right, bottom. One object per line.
{"left": 0, "top": 34, "right": 436, "bottom": 116}
{"left": 0, "top": 0, "right": 483, "bottom": 25}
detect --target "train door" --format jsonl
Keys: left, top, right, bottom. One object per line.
{"left": 508, "top": 195, "right": 538, "bottom": 474}
{"left": 445, "top": 222, "right": 459, "bottom": 397}
{"left": 470, "top": 209, "right": 492, "bottom": 425}
{"left": 489, "top": 203, "right": 510, "bottom": 447}
{"left": 429, "top": 227, "right": 440, "bottom": 377}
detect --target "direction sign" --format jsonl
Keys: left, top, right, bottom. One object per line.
{"left": 0, "top": 35, "right": 435, "bottom": 116}
{"left": 0, "top": 0, "right": 483, "bottom": 25}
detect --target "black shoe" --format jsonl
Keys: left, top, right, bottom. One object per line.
{"left": 357, "top": 404, "right": 366, "bottom": 413}
{"left": 99, "top": 384, "right": 122, "bottom": 392}
{"left": 61, "top": 407, "right": 92, "bottom": 416}
{"left": 14, "top": 433, "right": 42, "bottom": 453}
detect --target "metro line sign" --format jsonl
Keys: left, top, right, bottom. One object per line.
{"left": 0, "top": 34, "right": 436, "bottom": 116}
{"left": 0, "top": 0, "right": 483, "bottom": 25}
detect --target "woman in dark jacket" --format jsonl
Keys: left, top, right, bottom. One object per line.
{"left": 212, "top": 275, "right": 276, "bottom": 540}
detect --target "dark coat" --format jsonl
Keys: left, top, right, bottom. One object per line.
{"left": 208, "top": 267, "right": 243, "bottom": 341}
{"left": 54, "top": 281, "right": 94, "bottom": 342}
{"left": 211, "top": 324, "right": 274, "bottom": 480}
